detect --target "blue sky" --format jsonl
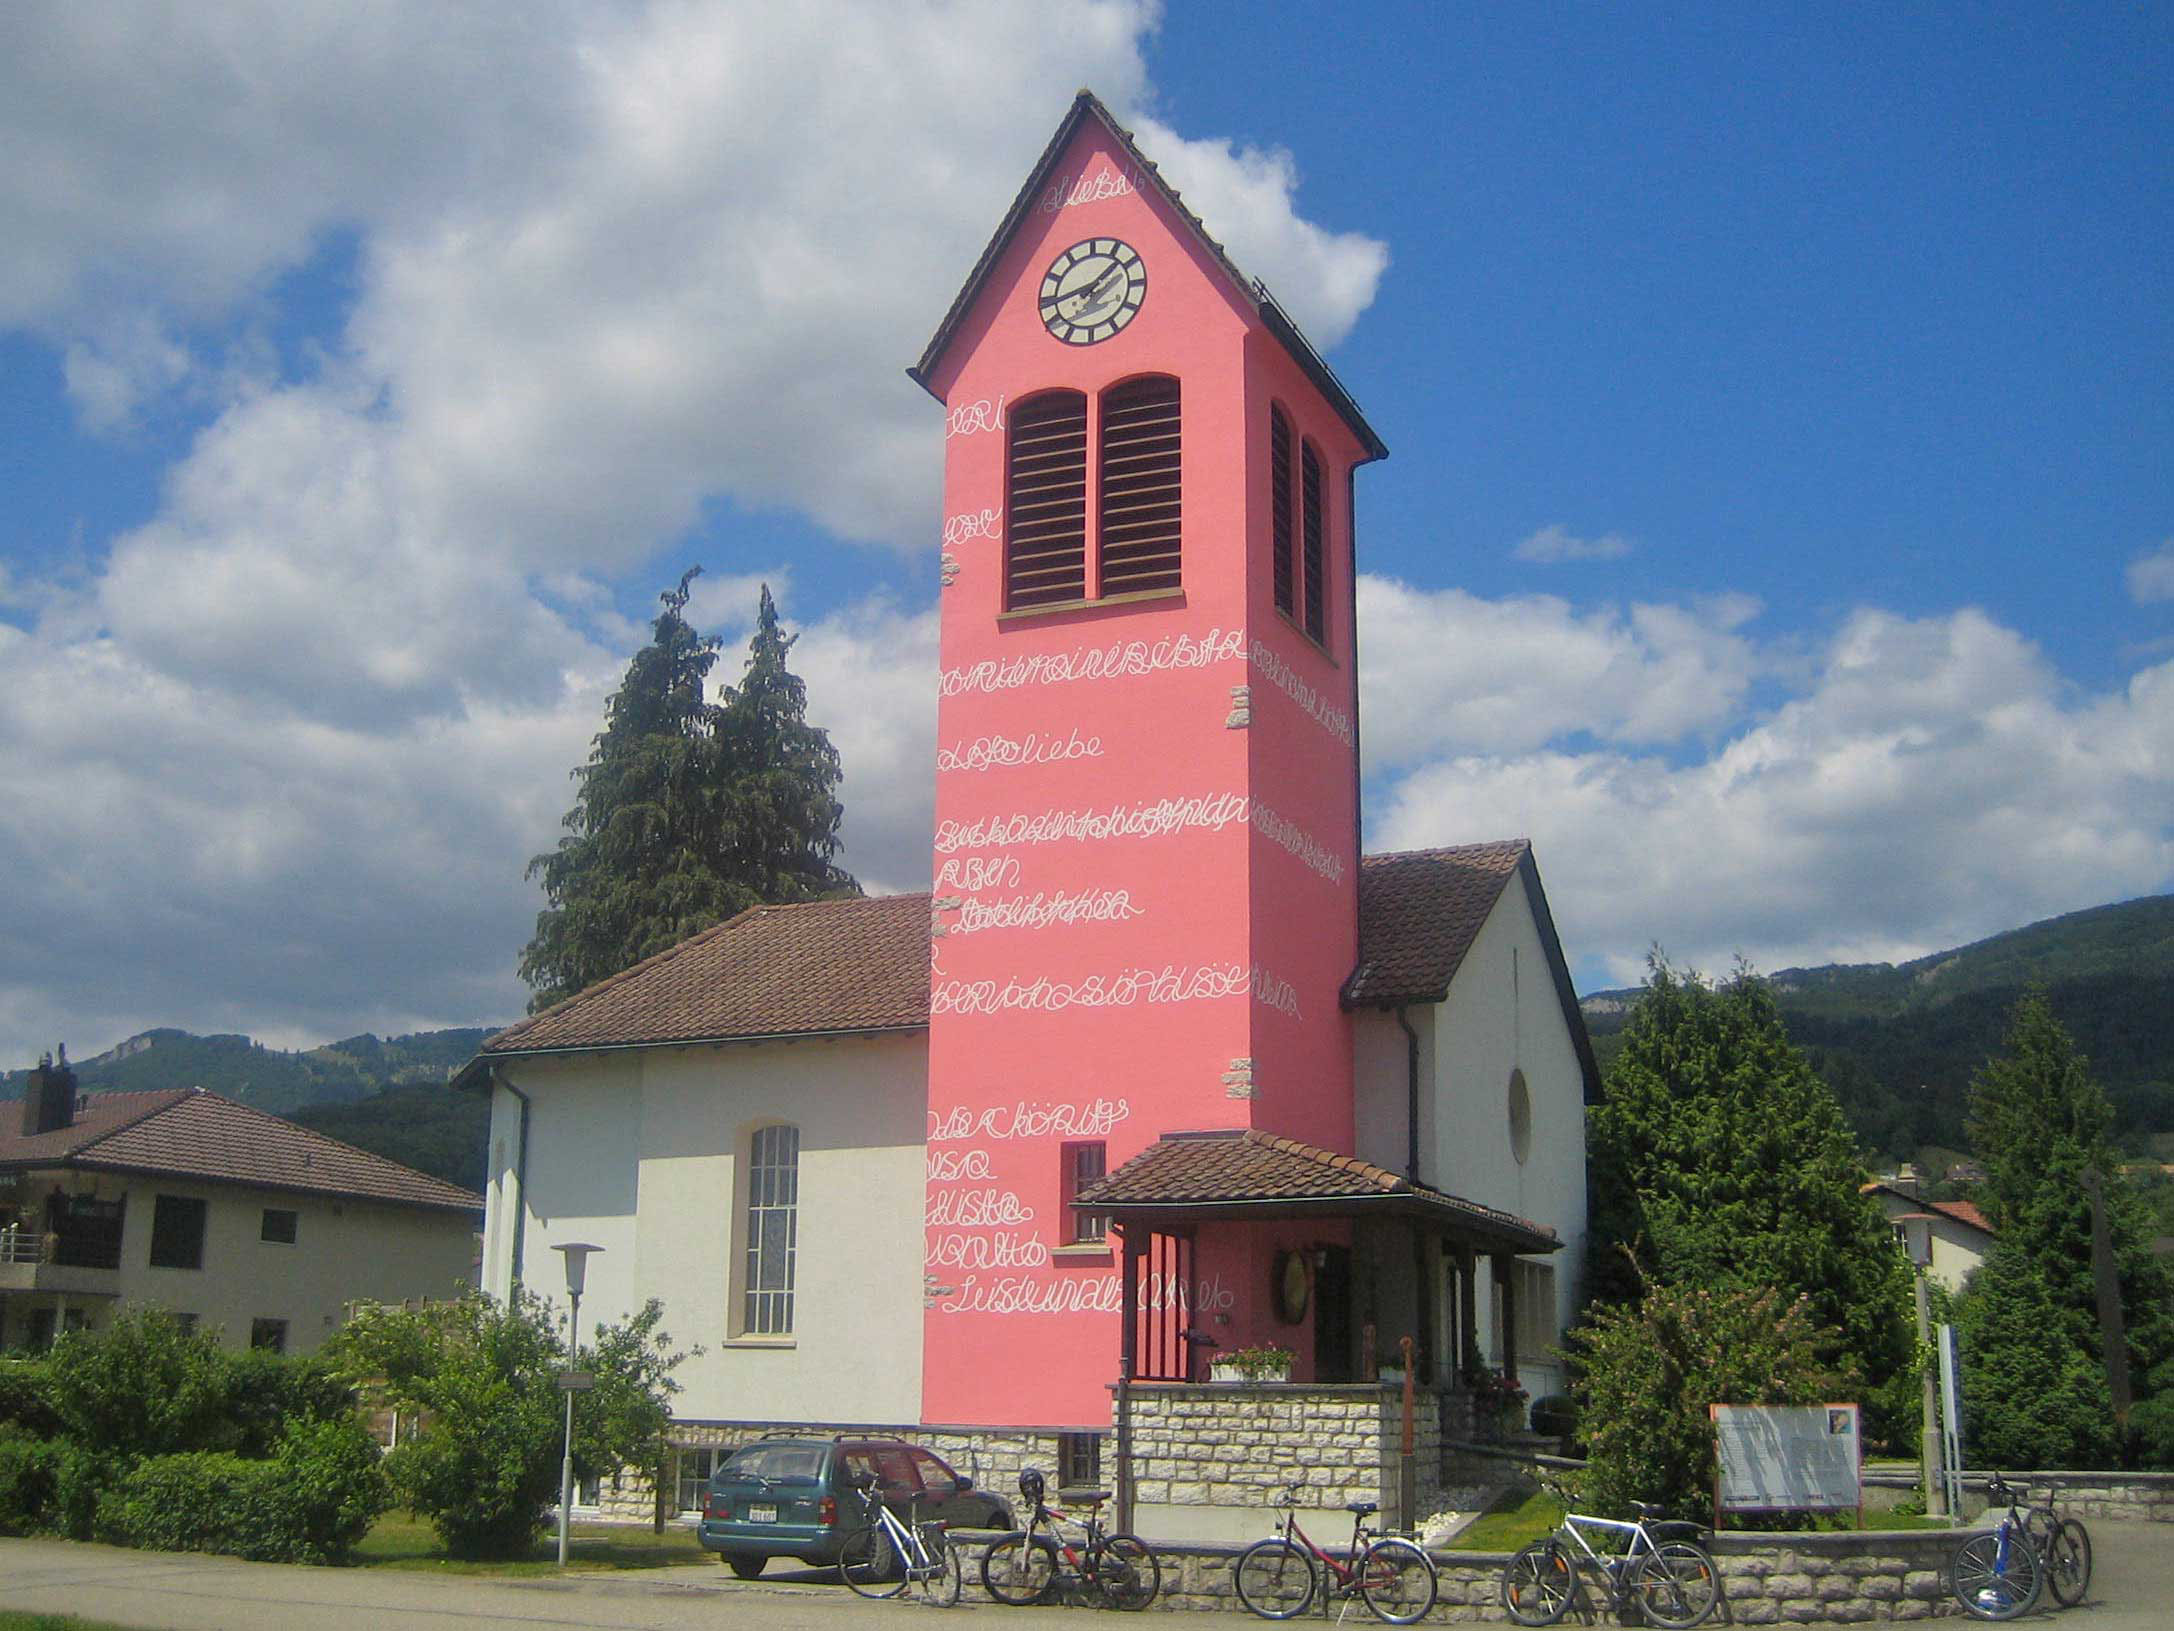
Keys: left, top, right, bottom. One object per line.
{"left": 1, "top": 2, "right": 2168, "bottom": 1066}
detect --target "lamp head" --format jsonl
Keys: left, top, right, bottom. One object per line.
{"left": 552, "top": 1241, "right": 603, "bottom": 1297}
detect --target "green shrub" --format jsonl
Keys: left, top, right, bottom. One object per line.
{"left": 96, "top": 1417, "right": 388, "bottom": 1563}
{"left": 1570, "top": 1276, "right": 1844, "bottom": 1525}
{"left": 0, "top": 1357, "right": 60, "bottom": 1436}
{"left": 46, "top": 1309, "right": 227, "bottom": 1457}
{"left": 0, "top": 1426, "right": 58, "bottom": 1533}
{"left": 48, "top": 1439, "right": 125, "bottom": 1541}
{"left": 221, "top": 1348, "right": 358, "bottom": 1458}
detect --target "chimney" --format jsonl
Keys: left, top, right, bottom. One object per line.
{"left": 19, "top": 1047, "right": 78, "bottom": 1137}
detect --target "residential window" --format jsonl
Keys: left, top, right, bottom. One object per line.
{"left": 260, "top": 1208, "right": 299, "bottom": 1244}
{"left": 676, "top": 1447, "right": 720, "bottom": 1514}
{"left": 1057, "top": 1432, "right": 1103, "bottom": 1493}
{"left": 1062, "top": 1141, "right": 1108, "bottom": 1244}
{"left": 743, "top": 1123, "right": 799, "bottom": 1336}
{"left": 249, "top": 1318, "right": 288, "bottom": 1353}
{"left": 1005, "top": 376, "right": 1180, "bottom": 610}
{"left": 148, "top": 1195, "right": 208, "bottom": 1270}
{"left": 174, "top": 1313, "right": 199, "bottom": 1334}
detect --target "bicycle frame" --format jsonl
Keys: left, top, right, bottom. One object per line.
{"left": 1551, "top": 1510, "right": 1665, "bottom": 1582}
{"left": 849, "top": 1481, "right": 949, "bottom": 1582}
{"left": 1270, "top": 1500, "right": 1397, "bottom": 1594}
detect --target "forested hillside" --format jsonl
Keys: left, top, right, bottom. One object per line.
{"left": 1582, "top": 895, "right": 2174, "bottom": 1162}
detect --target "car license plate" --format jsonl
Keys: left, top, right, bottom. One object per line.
{"left": 748, "top": 1505, "right": 777, "bottom": 1524}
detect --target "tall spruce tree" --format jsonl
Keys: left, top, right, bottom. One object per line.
{"left": 1958, "top": 991, "right": 2173, "bottom": 1466}
{"left": 519, "top": 574, "right": 857, "bottom": 1012}
{"left": 1586, "top": 958, "right": 1915, "bottom": 1429}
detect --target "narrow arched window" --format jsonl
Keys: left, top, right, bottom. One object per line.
{"left": 1005, "top": 390, "right": 1088, "bottom": 609}
{"left": 1269, "top": 406, "right": 1295, "bottom": 617}
{"left": 1098, "top": 375, "right": 1181, "bottom": 595}
{"left": 1301, "top": 438, "right": 1326, "bottom": 642}
{"left": 743, "top": 1123, "right": 799, "bottom": 1335}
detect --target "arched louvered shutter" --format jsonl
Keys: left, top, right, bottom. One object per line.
{"left": 1097, "top": 375, "right": 1182, "bottom": 595}
{"left": 1270, "top": 407, "right": 1294, "bottom": 616}
{"left": 1301, "top": 439, "right": 1326, "bottom": 642}
{"left": 1005, "top": 390, "right": 1088, "bottom": 609}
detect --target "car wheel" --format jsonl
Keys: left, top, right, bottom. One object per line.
{"left": 727, "top": 1556, "right": 766, "bottom": 1579}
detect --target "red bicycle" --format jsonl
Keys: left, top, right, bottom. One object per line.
{"left": 1233, "top": 1484, "right": 1438, "bottom": 1624}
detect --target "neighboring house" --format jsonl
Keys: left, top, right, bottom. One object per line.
{"left": 468, "top": 90, "right": 1596, "bottom": 1538}
{"left": 0, "top": 1053, "right": 482, "bottom": 1352}
{"left": 1863, "top": 1180, "right": 1995, "bottom": 1294}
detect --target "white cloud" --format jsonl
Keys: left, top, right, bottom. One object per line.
{"left": 2128, "top": 540, "right": 2174, "bottom": 605}
{"left": 1356, "top": 575, "right": 1762, "bottom": 766}
{"left": 1513, "top": 523, "right": 1633, "bottom": 564}
{"left": 1369, "top": 606, "right": 2174, "bottom": 987}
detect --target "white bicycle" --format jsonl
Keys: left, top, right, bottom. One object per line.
{"left": 837, "top": 1471, "right": 962, "bottom": 1605}
{"left": 1500, "top": 1485, "right": 1718, "bottom": 1629}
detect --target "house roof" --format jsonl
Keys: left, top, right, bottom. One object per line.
{"left": 1076, "top": 1128, "right": 1560, "bottom": 1255}
{"left": 476, "top": 892, "right": 933, "bottom": 1060}
{"left": 1862, "top": 1182, "right": 1994, "bottom": 1238}
{"left": 1343, "top": 843, "right": 1604, "bottom": 1102}
{"left": 906, "top": 89, "right": 1387, "bottom": 463}
{"left": 0, "top": 1087, "right": 482, "bottom": 1216}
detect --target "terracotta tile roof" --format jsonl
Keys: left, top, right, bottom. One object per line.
{"left": 1343, "top": 841, "right": 1530, "bottom": 1008}
{"left": 1932, "top": 1198, "right": 1993, "bottom": 1234}
{"left": 481, "top": 893, "right": 933, "bottom": 1057}
{"left": 0, "top": 1088, "right": 482, "bottom": 1215}
{"left": 1078, "top": 1128, "right": 1559, "bottom": 1254}
{"left": 1864, "top": 1182, "right": 1995, "bottom": 1237}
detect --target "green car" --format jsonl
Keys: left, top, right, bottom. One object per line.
{"left": 697, "top": 1435, "right": 1013, "bottom": 1579}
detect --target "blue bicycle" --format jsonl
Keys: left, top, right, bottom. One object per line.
{"left": 1951, "top": 1475, "right": 2044, "bottom": 1621}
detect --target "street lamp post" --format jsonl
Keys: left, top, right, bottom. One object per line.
{"left": 553, "top": 1242, "right": 602, "bottom": 1568}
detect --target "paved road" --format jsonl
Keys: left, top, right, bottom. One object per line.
{"left": 4, "top": 1523, "right": 2170, "bottom": 1629}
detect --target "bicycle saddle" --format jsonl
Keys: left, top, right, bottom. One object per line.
{"left": 1347, "top": 1500, "right": 1379, "bottom": 1516}
{"left": 1631, "top": 1501, "right": 1668, "bottom": 1519}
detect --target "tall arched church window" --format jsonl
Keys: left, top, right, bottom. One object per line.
{"left": 1005, "top": 390, "right": 1088, "bottom": 609}
{"left": 1301, "top": 438, "right": 1326, "bottom": 642}
{"left": 1097, "top": 375, "right": 1182, "bottom": 595}
{"left": 1270, "top": 407, "right": 1295, "bottom": 617}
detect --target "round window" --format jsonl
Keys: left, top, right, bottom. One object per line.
{"left": 1508, "top": 1070, "right": 1532, "bottom": 1165}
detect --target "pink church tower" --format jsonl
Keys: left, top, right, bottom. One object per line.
{"left": 910, "top": 93, "right": 1387, "bottom": 1433}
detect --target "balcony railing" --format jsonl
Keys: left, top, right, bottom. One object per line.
{"left": 0, "top": 1229, "right": 122, "bottom": 1270}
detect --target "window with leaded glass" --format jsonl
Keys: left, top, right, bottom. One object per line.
{"left": 742, "top": 1123, "right": 799, "bottom": 1335}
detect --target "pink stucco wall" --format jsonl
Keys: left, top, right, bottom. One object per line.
{"left": 921, "top": 118, "right": 1371, "bottom": 1429}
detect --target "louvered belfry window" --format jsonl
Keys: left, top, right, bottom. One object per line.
{"left": 1097, "top": 375, "right": 1182, "bottom": 596}
{"left": 1269, "top": 407, "right": 1295, "bottom": 617}
{"left": 1301, "top": 439, "right": 1326, "bottom": 641}
{"left": 1004, "top": 389, "right": 1089, "bottom": 609}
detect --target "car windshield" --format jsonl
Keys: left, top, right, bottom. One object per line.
{"left": 718, "top": 1443, "right": 825, "bottom": 1484}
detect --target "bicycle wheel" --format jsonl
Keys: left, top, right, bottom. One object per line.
{"left": 1633, "top": 1540, "right": 1719, "bottom": 1630}
{"left": 1092, "top": 1533, "right": 1162, "bottom": 1610}
{"left": 1357, "top": 1536, "right": 1439, "bottom": 1624}
{"left": 980, "top": 1531, "right": 1059, "bottom": 1604}
{"left": 1500, "top": 1540, "right": 1577, "bottom": 1627}
{"left": 912, "top": 1529, "right": 962, "bottom": 1607}
{"left": 1234, "top": 1538, "right": 1317, "bottom": 1619}
{"left": 1953, "top": 1530, "right": 2043, "bottom": 1621}
{"left": 840, "top": 1522, "right": 907, "bottom": 1598}
{"left": 2044, "top": 1517, "right": 2092, "bottom": 1607}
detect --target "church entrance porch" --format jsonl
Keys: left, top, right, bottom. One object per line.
{"left": 1081, "top": 1126, "right": 1560, "bottom": 1540}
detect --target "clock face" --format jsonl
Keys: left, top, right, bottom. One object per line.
{"left": 1038, "top": 238, "right": 1145, "bottom": 345}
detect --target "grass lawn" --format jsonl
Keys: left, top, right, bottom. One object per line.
{"left": 1445, "top": 1486, "right": 1946, "bottom": 1552}
{"left": 0, "top": 1616, "right": 160, "bottom": 1631}
{"left": 352, "top": 1511, "right": 713, "bottom": 1574}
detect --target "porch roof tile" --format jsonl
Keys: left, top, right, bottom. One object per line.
{"left": 1079, "top": 1128, "right": 1559, "bottom": 1254}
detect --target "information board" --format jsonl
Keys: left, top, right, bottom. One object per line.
{"left": 1712, "top": 1403, "right": 1862, "bottom": 1514}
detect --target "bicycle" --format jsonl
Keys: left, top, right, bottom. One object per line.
{"left": 1498, "top": 1483, "right": 1718, "bottom": 1629}
{"left": 1951, "top": 1475, "right": 2045, "bottom": 1621}
{"left": 981, "top": 1470, "right": 1162, "bottom": 1610}
{"left": 2014, "top": 1478, "right": 2092, "bottom": 1609}
{"left": 837, "top": 1471, "right": 962, "bottom": 1605}
{"left": 1231, "top": 1483, "right": 1439, "bottom": 1625}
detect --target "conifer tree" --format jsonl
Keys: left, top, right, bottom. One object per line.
{"left": 1585, "top": 958, "right": 1914, "bottom": 1424}
{"left": 519, "top": 573, "right": 857, "bottom": 1012}
{"left": 1958, "top": 991, "right": 2173, "bottom": 1465}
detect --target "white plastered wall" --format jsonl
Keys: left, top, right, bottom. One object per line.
{"left": 1353, "top": 876, "right": 1588, "bottom": 1401}
{"left": 483, "top": 1031, "right": 926, "bottom": 1426}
